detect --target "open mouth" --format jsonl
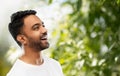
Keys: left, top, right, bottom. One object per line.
{"left": 40, "top": 35, "right": 47, "bottom": 40}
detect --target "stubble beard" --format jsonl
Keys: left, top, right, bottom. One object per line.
{"left": 28, "top": 37, "right": 49, "bottom": 51}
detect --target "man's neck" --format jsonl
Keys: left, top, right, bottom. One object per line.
{"left": 19, "top": 47, "right": 43, "bottom": 65}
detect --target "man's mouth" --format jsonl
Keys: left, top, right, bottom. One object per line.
{"left": 40, "top": 35, "right": 47, "bottom": 40}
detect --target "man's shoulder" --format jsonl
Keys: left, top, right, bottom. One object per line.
{"left": 43, "top": 56, "right": 64, "bottom": 76}
{"left": 6, "top": 59, "right": 26, "bottom": 76}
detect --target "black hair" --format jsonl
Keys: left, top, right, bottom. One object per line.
{"left": 8, "top": 10, "right": 36, "bottom": 46}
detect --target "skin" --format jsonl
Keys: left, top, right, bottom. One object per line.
{"left": 17, "top": 15, "right": 49, "bottom": 65}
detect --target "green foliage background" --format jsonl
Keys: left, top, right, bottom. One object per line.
{"left": 50, "top": 0, "right": 120, "bottom": 76}
{"left": 0, "top": 0, "right": 120, "bottom": 76}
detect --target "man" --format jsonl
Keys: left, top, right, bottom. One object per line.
{"left": 7, "top": 10, "right": 64, "bottom": 76}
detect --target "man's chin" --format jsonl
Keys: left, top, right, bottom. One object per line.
{"left": 41, "top": 42, "right": 49, "bottom": 50}
{"left": 45, "top": 42, "right": 49, "bottom": 49}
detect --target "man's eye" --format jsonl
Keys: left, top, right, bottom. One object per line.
{"left": 33, "top": 25, "right": 39, "bottom": 30}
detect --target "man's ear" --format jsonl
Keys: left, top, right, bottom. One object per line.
{"left": 17, "top": 35, "right": 27, "bottom": 45}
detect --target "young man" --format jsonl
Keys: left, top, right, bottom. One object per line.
{"left": 7, "top": 10, "right": 64, "bottom": 76}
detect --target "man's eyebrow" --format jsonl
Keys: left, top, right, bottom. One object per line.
{"left": 33, "top": 23, "right": 40, "bottom": 26}
{"left": 31, "top": 21, "right": 44, "bottom": 29}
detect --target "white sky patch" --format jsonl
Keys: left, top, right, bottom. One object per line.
{"left": 0, "top": 0, "right": 24, "bottom": 37}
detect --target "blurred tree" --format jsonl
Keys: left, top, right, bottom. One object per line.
{"left": 0, "top": 26, "right": 11, "bottom": 76}
{"left": 50, "top": 0, "right": 120, "bottom": 76}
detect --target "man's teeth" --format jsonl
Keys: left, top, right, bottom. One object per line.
{"left": 41, "top": 36, "right": 47, "bottom": 40}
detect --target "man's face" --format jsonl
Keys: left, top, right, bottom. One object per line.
{"left": 22, "top": 15, "right": 49, "bottom": 51}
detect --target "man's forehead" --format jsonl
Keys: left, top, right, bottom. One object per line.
{"left": 24, "top": 15, "right": 41, "bottom": 21}
{"left": 24, "top": 15, "right": 42, "bottom": 25}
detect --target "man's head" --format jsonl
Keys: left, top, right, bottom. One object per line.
{"left": 9, "top": 10, "right": 49, "bottom": 51}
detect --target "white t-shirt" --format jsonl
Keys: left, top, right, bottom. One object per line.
{"left": 7, "top": 56, "right": 64, "bottom": 76}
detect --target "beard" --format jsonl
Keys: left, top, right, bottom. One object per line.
{"left": 27, "top": 37, "right": 49, "bottom": 51}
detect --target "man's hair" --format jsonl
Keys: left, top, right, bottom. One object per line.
{"left": 8, "top": 10, "right": 37, "bottom": 46}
